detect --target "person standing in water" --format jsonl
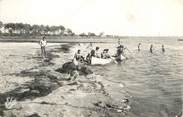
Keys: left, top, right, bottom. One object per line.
{"left": 150, "top": 44, "right": 153, "bottom": 53}
{"left": 138, "top": 43, "right": 141, "bottom": 52}
{"left": 162, "top": 44, "right": 165, "bottom": 53}
{"left": 117, "top": 45, "right": 125, "bottom": 56}
{"left": 40, "top": 36, "right": 47, "bottom": 58}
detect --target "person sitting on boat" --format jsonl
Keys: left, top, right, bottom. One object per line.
{"left": 86, "top": 49, "right": 94, "bottom": 64}
{"left": 74, "top": 49, "right": 84, "bottom": 62}
{"left": 88, "top": 47, "right": 100, "bottom": 57}
{"left": 101, "top": 49, "right": 110, "bottom": 59}
{"left": 86, "top": 47, "right": 101, "bottom": 63}
{"left": 101, "top": 49, "right": 106, "bottom": 58}
{"left": 95, "top": 47, "right": 101, "bottom": 58}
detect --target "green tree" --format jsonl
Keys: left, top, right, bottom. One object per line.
{"left": 24, "top": 24, "right": 31, "bottom": 35}
{"left": 88, "top": 32, "right": 96, "bottom": 37}
{"left": 79, "top": 33, "right": 87, "bottom": 37}
{"left": 0, "top": 21, "right": 3, "bottom": 34}
{"left": 44, "top": 25, "right": 50, "bottom": 35}
{"left": 99, "top": 32, "right": 104, "bottom": 37}
{"left": 4, "top": 23, "right": 15, "bottom": 35}
{"left": 49, "top": 26, "right": 58, "bottom": 35}
{"left": 31, "top": 24, "right": 41, "bottom": 35}
{"left": 66, "top": 28, "right": 73, "bottom": 36}
{"left": 58, "top": 25, "right": 65, "bottom": 35}
{"left": 0, "top": 21, "right": 3, "bottom": 28}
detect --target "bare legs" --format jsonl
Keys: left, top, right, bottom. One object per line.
{"left": 41, "top": 46, "right": 46, "bottom": 58}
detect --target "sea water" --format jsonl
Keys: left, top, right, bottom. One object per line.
{"left": 72, "top": 38, "right": 183, "bottom": 117}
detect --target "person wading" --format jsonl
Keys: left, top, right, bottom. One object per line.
{"left": 40, "top": 36, "right": 47, "bottom": 58}
{"left": 138, "top": 43, "right": 141, "bottom": 52}
{"left": 150, "top": 44, "right": 153, "bottom": 53}
{"left": 117, "top": 45, "right": 125, "bottom": 56}
{"left": 162, "top": 44, "right": 165, "bottom": 53}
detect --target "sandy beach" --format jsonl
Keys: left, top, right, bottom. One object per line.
{"left": 0, "top": 42, "right": 132, "bottom": 117}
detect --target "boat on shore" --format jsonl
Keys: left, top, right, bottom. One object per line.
{"left": 90, "top": 55, "right": 126, "bottom": 65}
{"left": 91, "top": 57, "right": 112, "bottom": 65}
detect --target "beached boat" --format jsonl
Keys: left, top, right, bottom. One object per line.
{"left": 91, "top": 57, "right": 112, "bottom": 65}
{"left": 91, "top": 55, "right": 126, "bottom": 65}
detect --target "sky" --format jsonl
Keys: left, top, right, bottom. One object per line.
{"left": 0, "top": 0, "right": 183, "bottom": 36}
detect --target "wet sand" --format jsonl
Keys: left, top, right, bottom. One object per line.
{"left": 0, "top": 43, "right": 132, "bottom": 117}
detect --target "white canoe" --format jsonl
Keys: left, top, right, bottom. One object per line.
{"left": 91, "top": 55, "right": 126, "bottom": 65}
{"left": 91, "top": 57, "right": 112, "bottom": 65}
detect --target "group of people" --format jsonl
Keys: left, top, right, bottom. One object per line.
{"left": 74, "top": 46, "right": 112, "bottom": 64}
{"left": 73, "top": 44, "right": 127, "bottom": 64}
{"left": 137, "top": 43, "right": 165, "bottom": 53}
{"left": 39, "top": 37, "right": 166, "bottom": 61}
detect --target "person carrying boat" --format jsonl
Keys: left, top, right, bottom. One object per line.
{"left": 101, "top": 49, "right": 110, "bottom": 59}
{"left": 74, "top": 49, "right": 84, "bottom": 62}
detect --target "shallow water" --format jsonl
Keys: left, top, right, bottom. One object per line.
{"left": 72, "top": 38, "right": 183, "bottom": 117}
{"left": 0, "top": 38, "right": 182, "bottom": 117}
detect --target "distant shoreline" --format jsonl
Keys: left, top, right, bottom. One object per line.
{"left": 0, "top": 36, "right": 181, "bottom": 43}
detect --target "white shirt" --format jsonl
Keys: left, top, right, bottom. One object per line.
{"left": 40, "top": 40, "right": 47, "bottom": 47}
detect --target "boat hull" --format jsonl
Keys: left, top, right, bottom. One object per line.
{"left": 91, "top": 57, "right": 112, "bottom": 65}
{"left": 91, "top": 55, "right": 126, "bottom": 65}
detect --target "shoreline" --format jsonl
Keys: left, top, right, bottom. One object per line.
{"left": 0, "top": 43, "right": 132, "bottom": 117}
{"left": 0, "top": 36, "right": 181, "bottom": 43}
{"left": 0, "top": 38, "right": 117, "bottom": 43}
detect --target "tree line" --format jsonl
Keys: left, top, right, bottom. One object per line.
{"left": 0, "top": 21, "right": 105, "bottom": 37}
{"left": 0, "top": 21, "right": 75, "bottom": 36}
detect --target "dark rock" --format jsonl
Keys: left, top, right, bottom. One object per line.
{"left": 56, "top": 62, "right": 93, "bottom": 76}
{"left": 25, "top": 113, "right": 41, "bottom": 117}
